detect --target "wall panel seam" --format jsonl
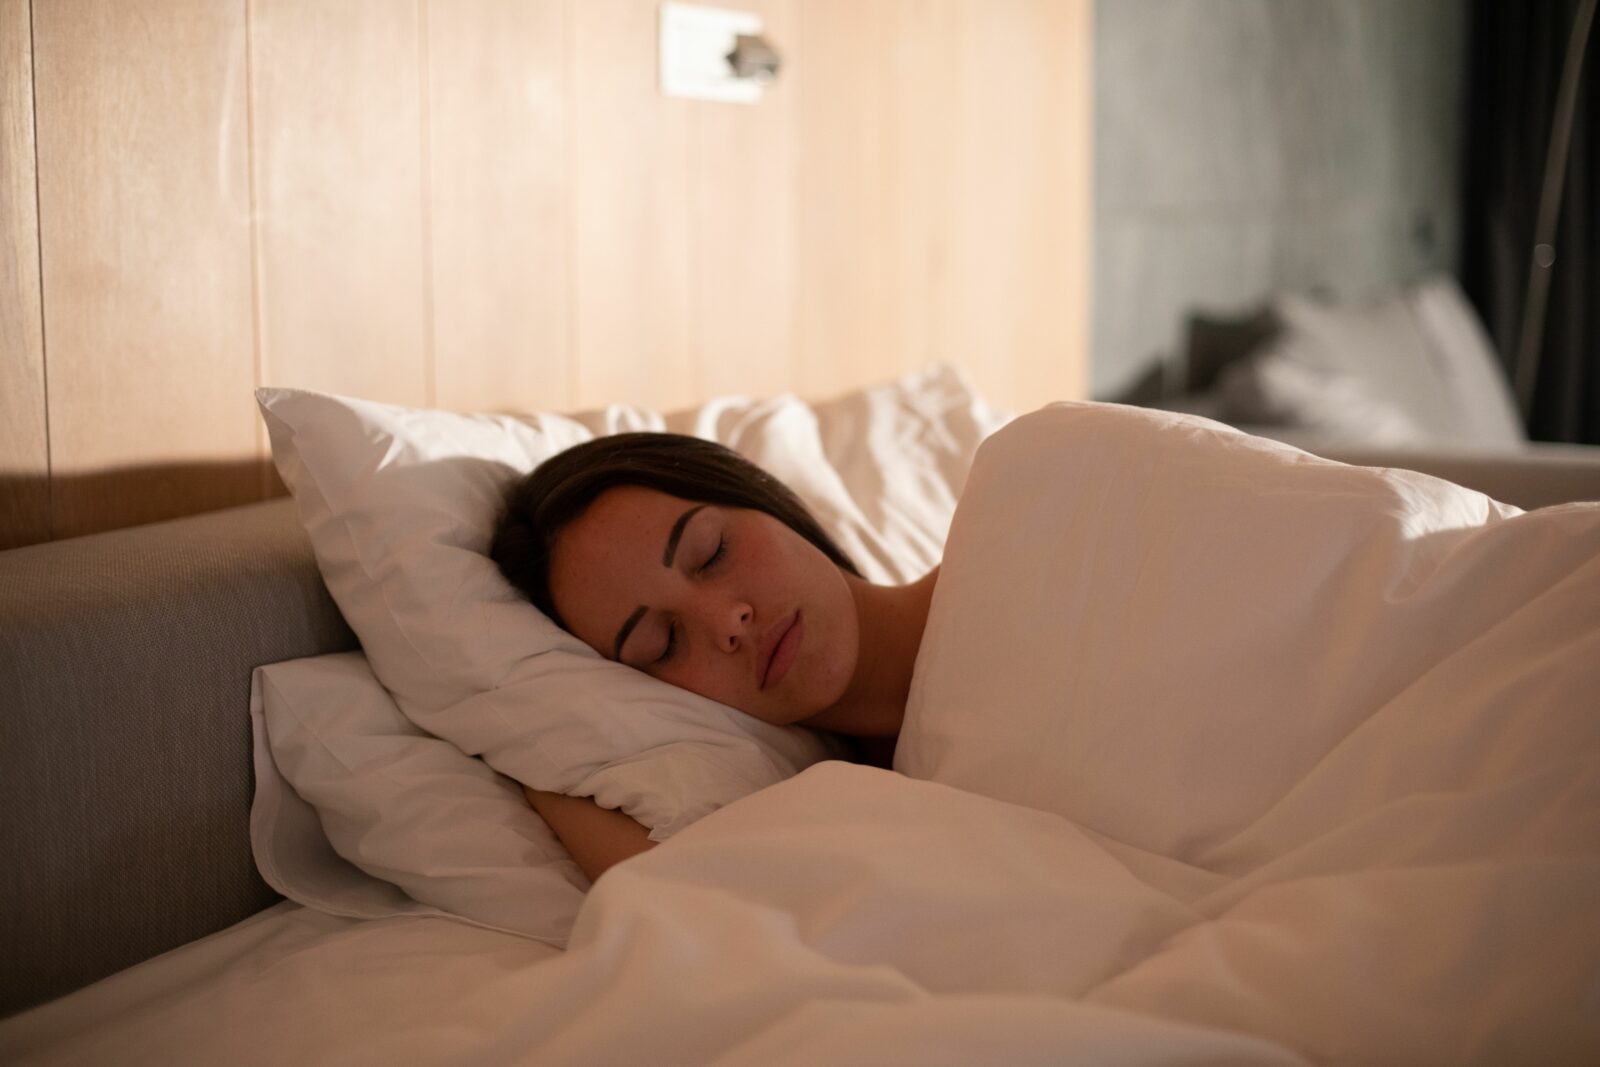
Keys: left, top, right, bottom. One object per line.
{"left": 26, "top": 0, "right": 50, "bottom": 537}
{"left": 881, "top": 0, "right": 895, "bottom": 374}
{"left": 563, "top": 0, "right": 578, "bottom": 410}
{"left": 417, "top": 0, "right": 436, "bottom": 408}
{"left": 686, "top": 103, "right": 701, "bottom": 403}
{"left": 245, "top": 0, "right": 268, "bottom": 497}
{"left": 791, "top": 0, "right": 805, "bottom": 388}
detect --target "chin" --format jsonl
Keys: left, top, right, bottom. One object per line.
{"left": 793, "top": 650, "right": 856, "bottom": 725}
{"left": 747, "top": 673, "right": 842, "bottom": 730}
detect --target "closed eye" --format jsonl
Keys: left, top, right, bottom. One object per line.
{"left": 649, "top": 537, "right": 725, "bottom": 667}
{"left": 654, "top": 620, "right": 679, "bottom": 665}
{"left": 699, "top": 536, "right": 727, "bottom": 574}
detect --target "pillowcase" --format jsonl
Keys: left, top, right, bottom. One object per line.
{"left": 1216, "top": 347, "right": 1429, "bottom": 446}
{"left": 250, "top": 651, "right": 586, "bottom": 943}
{"left": 1405, "top": 275, "right": 1526, "bottom": 445}
{"left": 1214, "top": 276, "right": 1523, "bottom": 448}
{"left": 258, "top": 365, "right": 1006, "bottom": 839}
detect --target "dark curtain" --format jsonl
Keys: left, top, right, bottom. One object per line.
{"left": 1462, "top": 0, "right": 1598, "bottom": 444}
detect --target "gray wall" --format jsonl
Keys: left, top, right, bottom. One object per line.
{"left": 1093, "top": 0, "right": 1469, "bottom": 397}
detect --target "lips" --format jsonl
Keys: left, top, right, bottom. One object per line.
{"left": 759, "top": 611, "right": 802, "bottom": 691}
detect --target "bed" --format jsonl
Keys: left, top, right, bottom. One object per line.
{"left": 3, "top": 367, "right": 1598, "bottom": 1065}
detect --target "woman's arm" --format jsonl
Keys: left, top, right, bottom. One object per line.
{"left": 523, "top": 785, "right": 656, "bottom": 883}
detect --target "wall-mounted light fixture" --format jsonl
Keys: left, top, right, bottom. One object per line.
{"left": 659, "top": 2, "right": 781, "bottom": 104}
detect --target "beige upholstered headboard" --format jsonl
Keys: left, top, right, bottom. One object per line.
{"left": 1, "top": 0, "right": 1090, "bottom": 549}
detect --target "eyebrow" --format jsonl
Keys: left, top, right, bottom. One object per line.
{"left": 662, "top": 505, "right": 707, "bottom": 567}
{"left": 613, "top": 505, "right": 708, "bottom": 661}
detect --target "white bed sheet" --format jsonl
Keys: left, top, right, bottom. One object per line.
{"left": 0, "top": 903, "right": 561, "bottom": 1065}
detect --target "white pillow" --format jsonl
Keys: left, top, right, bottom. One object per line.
{"left": 1406, "top": 275, "right": 1526, "bottom": 445}
{"left": 250, "top": 652, "right": 586, "bottom": 943}
{"left": 1216, "top": 347, "right": 1430, "bottom": 447}
{"left": 258, "top": 366, "right": 1005, "bottom": 839}
{"left": 1230, "top": 276, "right": 1524, "bottom": 448}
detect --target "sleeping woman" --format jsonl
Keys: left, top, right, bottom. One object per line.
{"left": 489, "top": 408, "right": 1600, "bottom": 1059}
{"left": 490, "top": 432, "right": 939, "bottom": 883}
{"left": 494, "top": 407, "right": 1600, "bottom": 905}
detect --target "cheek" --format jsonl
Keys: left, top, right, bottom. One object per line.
{"left": 810, "top": 582, "right": 859, "bottom": 691}
{"left": 738, "top": 527, "right": 788, "bottom": 583}
{"left": 657, "top": 652, "right": 744, "bottom": 706}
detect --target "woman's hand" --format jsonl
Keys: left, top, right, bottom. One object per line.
{"left": 523, "top": 786, "right": 657, "bottom": 884}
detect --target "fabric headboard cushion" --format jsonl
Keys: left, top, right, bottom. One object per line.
{"left": 0, "top": 499, "right": 356, "bottom": 1017}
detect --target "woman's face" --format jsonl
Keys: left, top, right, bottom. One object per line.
{"left": 547, "top": 486, "right": 861, "bottom": 726}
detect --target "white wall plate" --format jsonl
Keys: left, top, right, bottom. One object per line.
{"left": 659, "top": 2, "right": 765, "bottom": 104}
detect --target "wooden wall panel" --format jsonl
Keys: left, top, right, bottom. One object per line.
{"left": 885, "top": 0, "right": 1089, "bottom": 414}
{"left": 0, "top": 0, "right": 49, "bottom": 548}
{"left": 1055, "top": 0, "right": 1094, "bottom": 407}
{"left": 426, "top": 0, "right": 573, "bottom": 414}
{"left": 951, "top": 0, "right": 1089, "bottom": 409}
{"left": 32, "top": 0, "right": 260, "bottom": 539}
{"left": 794, "top": 0, "right": 891, "bottom": 401}
{"left": 885, "top": 0, "right": 966, "bottom": 383}
{"left": 3, "top": 0, "right": 1090, "bottom": 547}
{"left": 690, "top": 0, "right": 797, "bottom": 401}
{"left": 571, "top": 0, "right": 693, "bottom": 411}
{"left": 250, "top": 0, "right": 429, "bottom": 405}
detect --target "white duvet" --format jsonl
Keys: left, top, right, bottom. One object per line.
{"left": 7, "top": 404, "right": 1598, "bottom": 1065}
{"left": 898, "top": 404, "right": 1600, "bottom": 1060}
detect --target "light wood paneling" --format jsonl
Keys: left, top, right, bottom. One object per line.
{"left": 32, "top": 0, "right": 259, "bottom": 538}
{"left": 794, "top": 0, "right": 891, "bottom": 401}
{"left": 4, "top": 0, "right": 1090, "bottom": 547}
{"left": 691, "top": 0, "right": 797, "bottom": 401}
{"left": 885, "top": 0, "right": 1089, "bottom": 413}
{"left": 952, "top": 0, "right": 1089, "bottom": 408}
{"left": 426, "top": 0, "right": 573, "bottom": 414}
{"left": 885, "top": 0, "right": 965, "bottom": 380}
{"left": 0, "top": 0, "right": 49, "bottom": 548}
{"left": 571, "top": 0, "right": 693, "bottom": 411}
{"left": 1059, "top": 0, "right": 1094, "bottom": 406}
{"left": 250, "top": 0, "right": 429, "bottom": 405}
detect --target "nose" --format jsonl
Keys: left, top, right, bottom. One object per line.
{"left": 712, "top": 599, "right": 754, "bottom": 654}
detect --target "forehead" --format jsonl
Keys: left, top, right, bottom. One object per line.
{"left": 561, "top": 485, "right": 693, "bottom": 558}
{"left": 550, "top": 484, "right": 693, "bottom": 588}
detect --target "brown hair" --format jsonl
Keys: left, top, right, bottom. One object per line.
{"left": 491, "top": 433, "right": 860, "bottom": 629}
